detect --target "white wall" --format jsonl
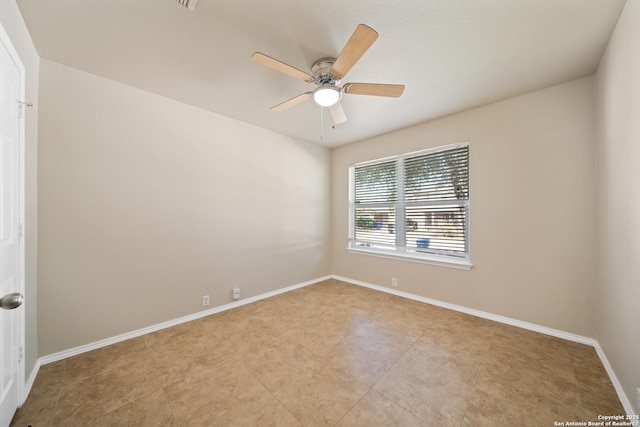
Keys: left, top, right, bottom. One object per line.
{"left": 595, "top": 0, "right": 640, "bottom": 413}
{"left": 0, "top": 0, "right": 40, "bottom": 381}
{"left": 37, "top": 59, "right": 331, "bottom": 355}
{"left": 332, "top": 77, "right": 597, "bottom": 337}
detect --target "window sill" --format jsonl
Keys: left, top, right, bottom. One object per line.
{"left": 347, "top": 247, "right": 473, "bottom": 270}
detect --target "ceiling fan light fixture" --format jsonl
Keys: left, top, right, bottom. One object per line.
{"left": 313, "top": 86, "right": 341, "bottom": 107}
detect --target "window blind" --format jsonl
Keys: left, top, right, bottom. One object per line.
{"left": 349, "top": 143, "right": 470, "bottom": 264}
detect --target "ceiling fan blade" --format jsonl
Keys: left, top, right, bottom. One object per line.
{"left": 343, "top": 83, "right": 405, "bottom": 97}
{"left": 251, "top": 52, "right": 314, "bottom": 82}
{"left": 328, "top": 101, "right": 347, "bottom": 124}
{"left": 330, "top": 24, "right": 378, "bottom": 79}
{"left": 270, "top": 92, "right": 313, "bottom": 112}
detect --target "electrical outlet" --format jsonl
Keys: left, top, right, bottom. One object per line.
{"left": 202, "top": 295, "right": 210, "bottom": 307}
{"left": 232, "top": 287, "right": 240, "bottom": 300}
{"left": 391, "top": 277, "right": 398, "bottom": 287}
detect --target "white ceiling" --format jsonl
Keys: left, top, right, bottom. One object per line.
{"left": 17, "top": 0, "right": 626, "bottom": 147}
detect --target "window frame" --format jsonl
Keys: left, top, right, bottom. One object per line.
{"left": 347, "top": 142, "right": 472, "bottom": 270}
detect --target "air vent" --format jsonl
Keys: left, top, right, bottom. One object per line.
{"left": 175, "top": 0, "right": 197, "bottom": 11}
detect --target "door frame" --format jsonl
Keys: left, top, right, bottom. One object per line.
{"left": 0, "top": 18, "right": 27, "bottom": 409}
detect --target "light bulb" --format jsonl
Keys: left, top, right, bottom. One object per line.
{"left": 313, "top": 86, "right": 341, "bottom": 107}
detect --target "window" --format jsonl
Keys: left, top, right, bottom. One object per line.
{"left": 348, "top": 143, "right": 470, "bottom": 268}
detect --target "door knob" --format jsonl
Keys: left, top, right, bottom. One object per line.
{"left": 0, "top": 292, "right": 23, "bottom": 310}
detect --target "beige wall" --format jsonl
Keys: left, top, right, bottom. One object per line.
{"left": 332, "top": 77, "right": 597, "bottom": 337}
{"left": 595, "top": 0, "right": 640, "bottom": 413}
{"left": 0, "top": 0, "right": 40, "bottom": 380}
{"left": 37, "top": 59, "right": 331, "bottom": 355}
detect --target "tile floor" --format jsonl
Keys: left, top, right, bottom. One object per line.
{"left": 11, "top": 279, "right": 624, "bottom": 426}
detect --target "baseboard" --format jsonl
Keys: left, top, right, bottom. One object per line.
{"left": 331, "top": 274, "right": 637, "bottom": 418}
{"left": 593, "top": 342, "right": 639, "bottom": 421}
{"left": 22, "top": 359, "right": 40, "bottom": 406}
{"left": 38, "top": 275, "right": 331, "bottom": 366}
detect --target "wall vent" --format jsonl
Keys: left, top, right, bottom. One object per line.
{"left": 175, "top": 0, "right": 197, "bottom": 11}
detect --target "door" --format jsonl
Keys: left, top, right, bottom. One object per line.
{"left": 0, "top": 23, "right": 25, "bottom": 427}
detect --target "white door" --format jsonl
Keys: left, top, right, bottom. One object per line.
{"left": 0, "top": 24, "right": 25, "bottom": 427}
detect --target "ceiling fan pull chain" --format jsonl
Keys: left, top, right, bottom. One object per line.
{"left": 320, "top": 105, "right": 324, "bottom": 141}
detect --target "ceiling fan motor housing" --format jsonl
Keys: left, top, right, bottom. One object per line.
{"left": 311, "top": 58, "right": 341, "bottom": 86}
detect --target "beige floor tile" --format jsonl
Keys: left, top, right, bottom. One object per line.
{"left": 279, "top": 314, "right": 351, "bottom": 358}
{"left": 488, "top": 329, "right": 573, "bottom": 371}
{"left": 364, "top": 304, "right": 433, "bottom": 340}
{"left": 144, "top": 320, "right": 205, "bottom": 353}
{"left": 249, "top": 334, "right": 325, "bottom": 382}
{"left": 62, "top": 336, "right": 150, "bottom": 384}
{"left": 164, "top": 360, "right": 277, "bottom": 426}
{"left": 199, "top": 388, "right": 303, "bottom": 427}
{"left": 325, "top": 323, "right": 415, "bottom": 386}
{"left": 405, "top": 327, "right": 490, "bottom": 368}
{"left": 374, "top": 353, "right": 477, "bottom": 427}
{"left": 147, "top": 344, "right": 200, "bottom": 388}
{"left": 476, "top": 363, "right": 583, "bottom": 412}
{"left": 573, "top": 360, "right": 625, "bottom": 415}
{"left": 52, "top": 380, "right": 109, "bottom": 426}
{"left": 27, "top": 359, "right": 66, "bottom": 400}
{"left": 97, "top": 390, "right": 178, "bottom": 426}
{"left": 337, "top": 389, "right": 430, "bottom": 427}
{"left": 54, "top": 358, "right": 163, "bottom": 425}
{"left": 187, "top": 320, "right": 287, "bottom": 377}
{"left": 10, "top": 394, "right": 57, "bottom": 427}
{"left": 461, "top": 386, "right": 585, "bottom": 427}
{"left": 262, "top": 360, "right": 369, "bottom": 427}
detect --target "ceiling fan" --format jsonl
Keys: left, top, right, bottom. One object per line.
{"left": 251, "top": 24, "right": 405, "bottom": 125}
